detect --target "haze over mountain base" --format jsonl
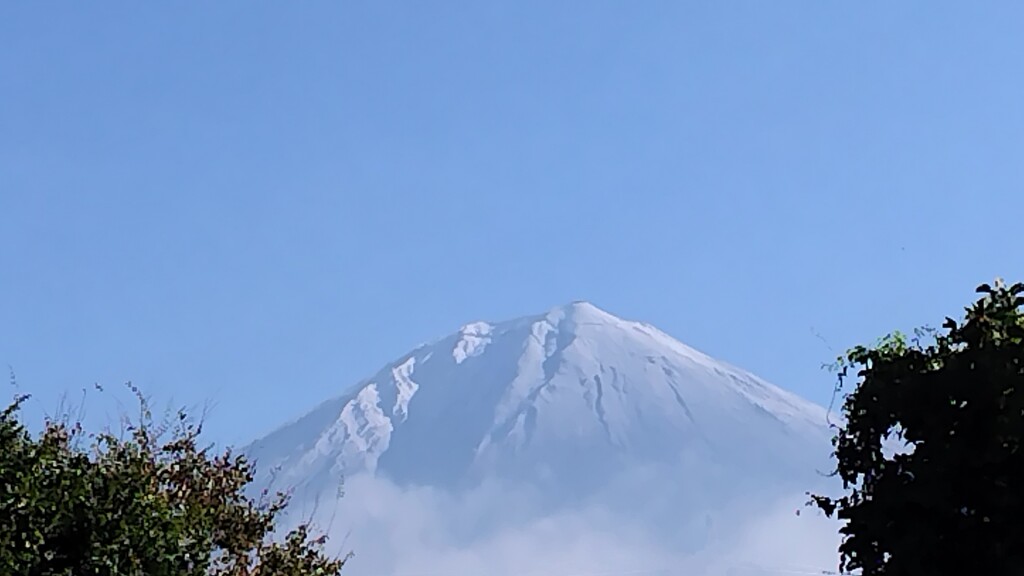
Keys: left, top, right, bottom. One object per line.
{"left": 285, "top": 471, "right": 842, "bottom": 576}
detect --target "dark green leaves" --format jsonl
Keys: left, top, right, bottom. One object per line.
{"left": 811, "top": 279, "right": 1024, "bottom": 576}
{"left": 0, "top": 388, "right": 349, "bottom": 576}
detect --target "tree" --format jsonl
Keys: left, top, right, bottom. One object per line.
{"left": 811, "top": 279, "right": 1024, "bottom": 576}
{"left": 0, "top": 384, "right": 350, "bottom": 576}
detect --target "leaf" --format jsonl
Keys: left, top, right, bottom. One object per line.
{"left": 810, "top": 277, "right": 1024, "bottom": 575}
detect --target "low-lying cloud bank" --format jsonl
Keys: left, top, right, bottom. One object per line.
{"left": 282, "top": 472, "right": 844, "bottom": 576}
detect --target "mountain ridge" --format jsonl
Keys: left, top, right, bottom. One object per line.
{"left": 243, "top": 301, "right": 833, "bottom": 505}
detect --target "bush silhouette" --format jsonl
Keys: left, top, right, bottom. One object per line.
{"left": 812, "top": 279, "right": 1024, "bottom": 575}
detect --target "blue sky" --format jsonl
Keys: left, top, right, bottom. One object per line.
{"left": 2, "top": 2, "right": 1023, "bottom": 447}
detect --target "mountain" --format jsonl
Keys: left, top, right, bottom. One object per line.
{"left": 243, "top": 301, "right": 836, "bottom": 522}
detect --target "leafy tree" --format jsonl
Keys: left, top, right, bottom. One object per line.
{"left": 0, "top": 384, "right": 350, "bottom": 576}
{"left": 811, "top": 279, "right": 1024, "bottom": 576}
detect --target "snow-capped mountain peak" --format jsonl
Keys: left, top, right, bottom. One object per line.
{"left": 244, "top": 302, "right": 833, "bottom": 505}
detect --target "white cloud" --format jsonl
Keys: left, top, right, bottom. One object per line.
{"left": 284, "top": 473, "right": 844, "bottom": 576}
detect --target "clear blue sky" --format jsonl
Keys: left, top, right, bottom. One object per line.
{"left": 2, "top": 2, "right": 1023, "bottom": 447}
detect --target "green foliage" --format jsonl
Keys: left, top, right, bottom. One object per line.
{"left": 811, "top": 279, "right": 1024, "bottom": 576}
{"left": 0, "top": 386, "right": 349, "bottom": 576}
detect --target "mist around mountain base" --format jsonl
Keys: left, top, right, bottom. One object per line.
{"left": 278, "top": 468, "right": 843, "bottom": 576}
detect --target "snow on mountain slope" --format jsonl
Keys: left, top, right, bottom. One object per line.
{"left": 243, "top": 302, "right": 835, "bottom": 508}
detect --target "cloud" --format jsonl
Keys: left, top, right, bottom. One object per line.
{"left": 284, "top": 472, "right": 844, "bottom": 576}
{"left": 697, "top": 497, "right": 844, "bottom": 576}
